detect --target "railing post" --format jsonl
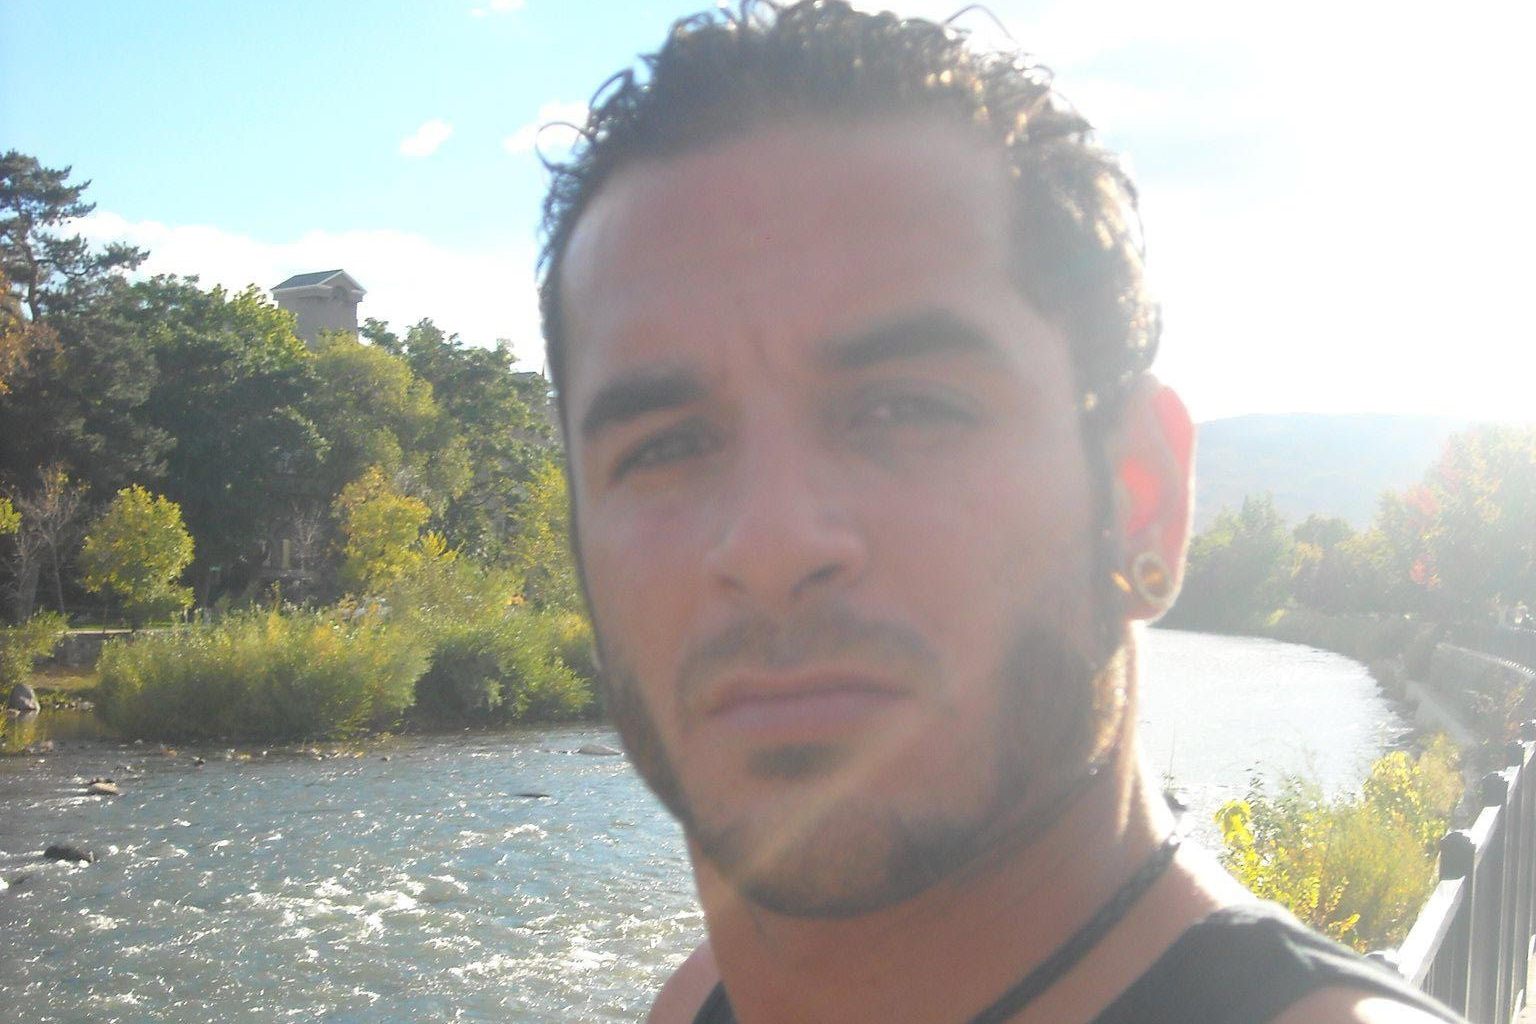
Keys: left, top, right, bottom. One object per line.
{"left": 1484, "top": 767, "right": 1515, "bottom": 1023}
{"left": 1441, "top": 829, "right": 1476, "bottom": 1017}
{"left": 1514, "top": 729, "right": 1536, "bottom": 1023}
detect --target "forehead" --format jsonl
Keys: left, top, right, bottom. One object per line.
{"left": 558, "top": 118, "right": 1020, "bottom": 390}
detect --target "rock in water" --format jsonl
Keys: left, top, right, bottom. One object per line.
{"left": 87, "top": 781, "right": 120, "bottom": 796}
{"left": 576, "top": 743, "right": 622, "bottom": 756}
{"left": 43, "top": 844, "right": 95, "bottom": 864}
{"left": 5, "top": 683, "right": 39, "bottom": 714}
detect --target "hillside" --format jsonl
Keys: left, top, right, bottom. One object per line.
{"left": 1192, "top": 414, "right": 1467, "bottom": 531}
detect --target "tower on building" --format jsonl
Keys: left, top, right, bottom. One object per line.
{"left": 272, "top": 269, "right": 365, "bottom": 346}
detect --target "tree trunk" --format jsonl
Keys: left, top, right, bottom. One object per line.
{"left": 47, "top": 547, "right": 66, "bottom": 614}
{"left": 13, "top": 556, "right": 39, "bottom": 621}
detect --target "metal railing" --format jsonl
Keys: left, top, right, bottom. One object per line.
{"left": 1388, "top": 722, "right": 1536, "bottom": 1023}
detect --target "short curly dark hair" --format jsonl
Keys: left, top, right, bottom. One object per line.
{"left": 537, "top": 0, "right": 1159, "bottom": 422}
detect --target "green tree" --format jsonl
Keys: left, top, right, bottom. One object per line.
{"left": 128, "top": 276, "right": 326, "bottom": 598}
{"left": 362, "top": 318, "right": 555, "bottom": 563}
{"left": 1165, "top": 494, "right": 1295, "bottom": 632}
{"left": 0, "top": 495, "right": 16, "bottom": 536}
{"left": 306, "top": 331, "right": 471, "bottom": 515}
{"left": 0, "top": 154, "right": 167, "bottom": 499}
{"left": 1, "top": 151, "right": 144, "bottom": 321}
{"left": 79, "top": 485, "right": 194, "bottom": 626}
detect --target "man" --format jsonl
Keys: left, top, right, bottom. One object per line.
{"left": 537, "top": 3, "right": 1464, "bottom": 1021}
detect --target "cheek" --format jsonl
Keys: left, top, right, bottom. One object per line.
{"left": 581, "top": 501, "right": 709, "bottom": 662}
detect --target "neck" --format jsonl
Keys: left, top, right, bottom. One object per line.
{"left": 694, "top": 727, "right": 1179, "bottom": 1024}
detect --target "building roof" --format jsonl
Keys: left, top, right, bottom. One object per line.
{"left": 272, "top": 269, "right": 364, "bottom": 293}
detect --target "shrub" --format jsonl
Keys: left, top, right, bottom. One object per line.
{"left": 96, "top": 608, "right": 427, "bottom": 742}
{"left": 411, "top": 616, "right": 509, "bottom": 721}
{"left": 0, "top": 611, "right": 68, "bottom": 689}
{"left": 1217, "top": 736, "right": 1462, "bottom": 951}
{"left": 503, "top": 609, "right": 594, "bottom": 721}
{"left": 409, "top": 606, "right": 595, "bottom": 725}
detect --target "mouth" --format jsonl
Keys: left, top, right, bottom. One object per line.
{"left": 703, "top": 671, "right": 906, "bottom": 736}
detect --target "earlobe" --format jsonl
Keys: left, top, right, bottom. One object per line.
{"left": 1110, "top": 380, "right": 1195, "bottom": 621}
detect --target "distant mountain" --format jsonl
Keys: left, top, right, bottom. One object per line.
{"left": 1192, "top": 414, "right": 1468, "bottom": 531}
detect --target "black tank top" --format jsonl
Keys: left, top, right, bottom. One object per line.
{"left": 689, "top": 902, "right": 1465, "bottom": 1023}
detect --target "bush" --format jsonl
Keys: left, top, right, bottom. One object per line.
{"left": 96, "top": 608, "right": 427, "bottom": 742}
{"left": 503, "top": 609, "right": 595, "bottom": 721}
{"left": 1217, "top": 736, "right": 1462, "bottom": 951}
{"left": 410, "top": 607, "right": 595, "bottom": 725}
{"left": 0, "top": 611, "right": 68, "bottom": 689}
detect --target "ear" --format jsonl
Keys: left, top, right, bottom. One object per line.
{"left": 1106, "top": 377, "right": 1195, "bottom": 621}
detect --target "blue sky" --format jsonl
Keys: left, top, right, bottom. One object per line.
{"left": 4, "top": 0, "right": 1533, "bottom": 422}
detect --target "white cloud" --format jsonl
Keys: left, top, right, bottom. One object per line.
{"left": 73, "top": 211, "right": 547, "bottom": 370}
{"left": 469, "top": 0, "right": 523, "bottom": 17}
{"left": 398, "top": 118, "right": 454, "bottom": 158}
{"left": 503, "top": 101, "right": 589, "bottom": 157}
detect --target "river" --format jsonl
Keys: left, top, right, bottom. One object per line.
{"left": 0, "top": 630, "right": 1408, "bottom": 1022}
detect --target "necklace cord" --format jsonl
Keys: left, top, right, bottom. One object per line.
{"left": 962, "top": 833, "right": 1182, "bottom": 1024}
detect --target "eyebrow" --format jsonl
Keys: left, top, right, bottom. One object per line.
{"left": 821, "top": 309, "right": 1003, "bottom": 370}
{"left": 579, "top": 367, "right": 706, "bottom": 441}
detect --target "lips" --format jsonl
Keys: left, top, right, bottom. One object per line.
{"left": 703, "top": 671, "right": 906, "bottom": 735}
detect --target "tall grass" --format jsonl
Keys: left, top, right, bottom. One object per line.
{"left": 96, "top": 608, "right": 427, "bottom": 742}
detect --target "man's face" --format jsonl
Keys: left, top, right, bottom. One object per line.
{"left": 561, "top": 117, "right": 1113, "bottom": 916}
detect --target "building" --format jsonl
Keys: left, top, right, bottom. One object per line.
{"left": 272, "top": 269, "right": 365, "bottom": 346}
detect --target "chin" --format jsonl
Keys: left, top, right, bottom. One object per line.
{"left": 694, "top": 789, "right": 996, "bottom": 918}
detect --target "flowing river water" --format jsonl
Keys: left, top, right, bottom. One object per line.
{"left": 0, "top": 630, "right": 1410, "bottom": 1022}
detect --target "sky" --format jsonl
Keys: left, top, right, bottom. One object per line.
{"left": 4, "top": 0, "right": 1533, "bottom": 423}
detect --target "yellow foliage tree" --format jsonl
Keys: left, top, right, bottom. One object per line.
{"left": 509, "top": 456, "right": 581, "bottom": 611}
{"left": 79, "top": 485, "right": 195, "bottom": 627}
{"left": 335, "top": 466, "right": 451, "bottom": 594}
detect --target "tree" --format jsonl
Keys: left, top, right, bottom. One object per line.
{"left": 0, "top": 266, "right": 56, "bottom": 395}
{"left": 1, "top": 151, "right": 145, "bottom": 322}
{"left": 306, "top": 331, "right": 470, "bottom": 515}
{"left": 1, "top": 466, "right": 87, "bottom": 621}
{"left": 128, "top": 276, "right": 327, "bottom": 597}
{"left": 1165, "top": 494, "right": 1295, "bottom": 632}
{"left": 0, "top": 154, "right": 166, "bottom": 499}
{"left": 362, "top": 318, "right": 554, "bottom": 563}
{"left": 334, "top": 466, "right": 443, "bottom": 594}
{"left": 0, "top": 496, "right": 16, "bottom": 537}
{"left": 508, "top": 455, "right": 582, "bottom": 611}
{"left": 1418, "top": 426, "right": 1536, "bottom": 617}
{"left": 79, "top": 486, "right": 194, "bottom": 627}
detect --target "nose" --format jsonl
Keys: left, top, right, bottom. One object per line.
{"left": 702, "top": 429, "right": 867, "bottom": 609}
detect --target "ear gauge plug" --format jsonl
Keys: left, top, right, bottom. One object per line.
{"left": 1112, "top": 550, "right": 1172, "bottom": 609}
{"left": 1128, "top": 550, "right": 1172, "bottom": 608}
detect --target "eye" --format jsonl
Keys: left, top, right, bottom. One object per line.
{"left": 611, "top": 418, "right": 719, "bottom": 482}
{"left": 851, "top": 389, "right": 979, "bottom": 432}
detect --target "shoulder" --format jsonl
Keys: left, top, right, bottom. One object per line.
{"left": 645, "top": 941, "right": 721, "bottom": 1024}
{"left": 1271, "top": 987, "right": 1460, "bottom": 1024}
